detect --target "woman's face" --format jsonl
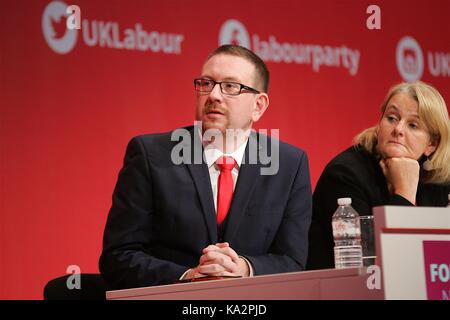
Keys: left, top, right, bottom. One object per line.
{"left": 376, "top": 93, "right": 436, "bottom": 160}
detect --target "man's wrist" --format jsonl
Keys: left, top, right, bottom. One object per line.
{"left": 238, "top": 255, "right": 254, "bottom": 277}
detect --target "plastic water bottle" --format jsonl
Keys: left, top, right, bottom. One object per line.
{"left": 332, "top": 197, "right": 363, "bottom": 269}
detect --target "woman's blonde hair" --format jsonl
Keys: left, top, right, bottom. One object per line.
{"left": 355, "top": 81, "right": 450, "bottom": 184}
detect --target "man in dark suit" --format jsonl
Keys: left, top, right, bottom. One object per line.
{"left": 99, "top": 45, "right": 312, "bottom": 290}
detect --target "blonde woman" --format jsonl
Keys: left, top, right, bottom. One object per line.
{"left": 307, "top": 81, "right": 450, "bottom": 270}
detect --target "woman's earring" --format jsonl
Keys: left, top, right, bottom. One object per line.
{"left": 423, "top": 156, "right": 433, "bottom": 171}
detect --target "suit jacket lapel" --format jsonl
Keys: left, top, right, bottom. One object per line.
{"left": 184, "top": 126, "right": 217, "bottom": 244}
{"left": 223, "top": 131, "right": 262, "bottom": 242}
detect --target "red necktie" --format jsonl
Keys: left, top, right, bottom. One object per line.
{"left": 216, "top": 156, "right": 236, "bottom": 225}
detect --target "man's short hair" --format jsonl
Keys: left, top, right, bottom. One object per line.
{"left": 207, "top": 44, "right": 270, "bottom": 93}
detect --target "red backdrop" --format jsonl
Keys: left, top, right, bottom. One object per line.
{"left": 1, "top": 0, "right": 449, "bottom": 299}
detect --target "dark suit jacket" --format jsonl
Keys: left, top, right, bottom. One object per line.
{"left": 307, "top": 145, "right": 450, "bottom": 270}
{"left": 99, "top": 125, "right": 312, "bottom": 289}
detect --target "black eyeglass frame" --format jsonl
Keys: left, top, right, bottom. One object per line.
{"left": 194, "top": 78, "right": 261, "bottom": 96}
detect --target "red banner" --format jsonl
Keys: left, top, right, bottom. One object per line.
{"left": 1, "top": 0, "right": 449, "bottom": 299}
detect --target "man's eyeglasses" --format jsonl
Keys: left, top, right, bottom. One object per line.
{"left": 194, "top": 78, "right": 260, "bottom": 96}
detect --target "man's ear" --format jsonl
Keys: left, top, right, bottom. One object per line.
{"left": 252, "top": 93, "right": 269, "bottom": 122}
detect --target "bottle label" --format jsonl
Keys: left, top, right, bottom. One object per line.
{"left": 332, "top": 221, "right": 361, "bottom": 238}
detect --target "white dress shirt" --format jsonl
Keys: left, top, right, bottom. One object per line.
{"left": 203, "top": 139, "right": 247, "bottom": 212}
{"left": 202, "top": 136, "right": 254, "bottom": 276}
{"left": 179, "top": 132, "right": 254, "bottom": 279}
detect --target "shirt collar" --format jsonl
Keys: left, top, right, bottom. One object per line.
{"left": 198, "top": 128, "right": 249, "bottom": 169}
{"left": 203, "top": 139, "right": 248, "bottom": 169}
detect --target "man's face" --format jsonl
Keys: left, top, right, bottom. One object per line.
{"left": 195, "top": 54, "right": 266, "bottom": 135}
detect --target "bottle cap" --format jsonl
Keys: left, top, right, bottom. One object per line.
{"left": 337, "top": 197, "right": 352, "bottom": 205}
